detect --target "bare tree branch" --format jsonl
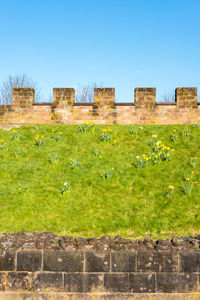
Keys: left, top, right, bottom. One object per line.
{"left": 0, "top": 74, "right": 41, "bottom": 104}
{"left": 160, "top": 90, "right": 175, "bottom": 102}
{"left": 75, "top": 82, "right": 103, "bottom": 103}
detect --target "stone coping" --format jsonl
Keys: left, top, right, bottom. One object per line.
{"left": 0, "top": 232, "right": 199, "bottom": 251}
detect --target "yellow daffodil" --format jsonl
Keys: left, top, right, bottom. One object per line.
{"left": 168, "top": 185, "right": 174, "bottom": 190}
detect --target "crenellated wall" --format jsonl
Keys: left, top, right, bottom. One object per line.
{"left": 0, "top": 87, "right": 200, "bottom": 125}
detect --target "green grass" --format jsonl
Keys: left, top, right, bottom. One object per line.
{"left": 0, "top": 124, "right": 200, "bottom": 239}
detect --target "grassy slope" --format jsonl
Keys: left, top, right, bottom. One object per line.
{"left": 0, "top": 124, "right": 200, "bottom": 239}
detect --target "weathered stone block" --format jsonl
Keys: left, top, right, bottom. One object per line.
{"left": 85, "top": 274, "right": 104, "bottom": 293}
{"left": 0, "top": 251, "right": 15, "bottom": 271}
{"left": 94, "top": 88, "right": 115, "bottom": 106}
{"left": 64, "top": 273, "right": 103, "bottom": 293}
{"left": 129, "top": 273, "right": 155, "bottom": 293}
{"left": 156, "top": 273, "right": 198, "bottom": 293}
{"left": 156, "top": 273, "right": 178, "bottom": 293}
{"left": 137, "top": 252, "right": 178, "bottom": 272}
{"left": 35, "top": 272, "right": 63, "bottom": 291}
{"left": 6, "top": 272, "right": 34, "bottom": 291}
{"left": 85, "top": 252, "right": 110, "bottom": 272}
{"left": 64, "top": 273, "right": 83, "bottom": 293}
{"left": 178, "top": 274, "right": 198, "bottom": 293}
{"left": 104, "top": 274, "right": 129, "bottom": 292}
{"left": 135, "top": 88, "right": 156, "bottom": 108}
{"left": 12, "top": 88, "right": 35, "bottom": 109}
{"left": 43, "top": 251, "right": 84, "bottom": 272}
{"left": 111, "top": 252, "right": 136, "bottom": 272}
{"left": 17, "top": 250, "right": 42, "bottom": 271}
{"left": 53, "top": 88, "right": 75, "bottom": 107}
{"left": 175, "top": 87, "right": 197, "bottom": 108}
{"left": 179, "top": 252, "right": 200, "bottom": 272}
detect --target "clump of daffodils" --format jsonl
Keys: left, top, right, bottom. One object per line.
{"left": 130, "top": 127, "right": 138, "bottom": 135}
{"left": 56, "top": 131, "right": 63, "bottom": 141}
{"left": 152, "top": 141, "right": 173, "bottom": 163}
{"left": 134, "top": 156, "right": 148, "bottom": 169}
{"left": 79, "top": 121, "right": 95, "bottom": 133}
{"left": 100, "top": 128, "right": 112, "bottom": 142}
{"left": 170, "top": 130, "right": 178, "bottom": 142}
{"left": 134, "top": 140, "right": 174, "bottom": 169}
{"left": 164, "top": 185, "right": 175, "bottom": 197}
{"left": 183, "top": 173, "right": 195, "bottom": 195}
{"left": 34, "top": 135, "right": 45, "bottom": 147}
{"left": 100, "top": 168, "right": 114, "bottom": 180}
{"left": 51, "top": 130, "right": 64, "bottom": 141}
{"left": 168, "top": 185, "right": 174, "bottom": 190}
{"left": 11, "top": 129, "right": 22, "bottom": 141}
{"left": 183, "top": 181, "right": 193, "bottom": 195}
{"left": 189, "top": 157, "right": 197, "bottom": 168}
{"left": 142, "top": 154, "right": 151, "bottom": 161}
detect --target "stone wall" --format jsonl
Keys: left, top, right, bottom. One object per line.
{"left": 0, "top": 87, "right": 200, "bottom": 125}
{"left": 0, "top": 232, "right": 199, "bottom": 299}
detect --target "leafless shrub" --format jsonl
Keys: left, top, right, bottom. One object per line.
{"left": 0, "top": 74, "right": 41, "bottom": 104}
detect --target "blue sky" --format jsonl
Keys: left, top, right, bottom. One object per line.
{"left": 0, "top": 0, "right": 200, "bottom": 102}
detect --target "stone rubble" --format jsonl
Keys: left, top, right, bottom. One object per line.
{"left": 0, "top": 231, "right": 199, "bottom": 251}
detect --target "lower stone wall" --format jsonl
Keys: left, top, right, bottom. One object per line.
{"left": 0, "top": 104, "right": 200, "bottom": 125}
{"left": 0, "top": 293, "right": 200, "bottom": 299}
{"left": 0, "top": 232, "right": 199, "bottom": 298}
